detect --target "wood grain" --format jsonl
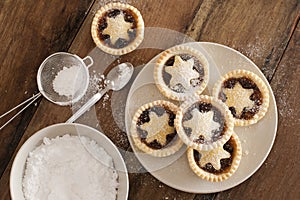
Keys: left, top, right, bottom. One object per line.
{"left": 213, "top": 19, "right": 300, "bottom": 200}
{"left": 185, "top": 0, "right": 300, "bottom": 199}
{"left": 0, "top": 0, "right": 203, "bottom": 199}
{"left": 0, "top": 0, "right": 299, "bottom": 199}
{"left": 0, "top": 0, "right": 94, "bottom": 176}
{"left": 186, "top": 0, "right": 299, "bottom": 81}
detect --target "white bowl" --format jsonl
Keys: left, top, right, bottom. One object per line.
{"left": 10, "top": 123, "right": 129, "bottom": 200}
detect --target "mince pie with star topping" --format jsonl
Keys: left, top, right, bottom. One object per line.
{"left": 154, "top": 45, "right": 209, "bottom": 101}
{"left": 175, "top": 95, "right": 234, "bottom": 151}
{"left": 91, "top": 2, "right": 144, "bottom": 55}
{"left": 213, "top": 69, "right": 269, "bottom": 126}
{"left": 130, "top": 100, "right": 183, "bottom": 157}
{"left": 187, "top": 132, "right": 242, "bottom": 182}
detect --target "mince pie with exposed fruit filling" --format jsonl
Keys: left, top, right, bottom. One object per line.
{"left": 187, "top": 132, "right": 242, "bottom": 182}
{"left": 175, "top": 95, "right": 234, "bottom": 151}
{"left": 130, "top": 100, "right": 183, "bottom": 157}
{"left": 213, "top": 69, "right": 269, "bottom": 126}
{"left": 91, "top": 2, "right": 144, "bottom": 55}
{"left": 154, "top": 45, "right": 209, "bottom": 101}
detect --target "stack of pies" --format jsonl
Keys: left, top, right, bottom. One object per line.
{"left": 130, "top": 44, "right": 270, "bottom": 182}
{"left": 174, "top": 95, "right": 242, "bottom": 182}
{"left": 91, "top": 3, "right": 271, "bottom": 183}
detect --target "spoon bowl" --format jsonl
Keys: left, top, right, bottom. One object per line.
{"left": 107, "top": 62, "right": 134, "bottom": 91}
{"left": 66, "top": 62, "right": 134, "bottom": 123}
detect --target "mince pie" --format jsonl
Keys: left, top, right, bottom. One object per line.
{"left": 187, "top": 132, "right": 242, "bottom": 182}
{"left": 213, "top": 69, "right": 269, "bottom": 126}
{"left": 91, "top": 2, "right": 144, "bottom": 55}
{"left": 175, "top": 95, "right": 234, "bottom": 151}
{"left": 130, "top": 100, "right": 183, "bottom": 157}
{"left": 154, "top": 45, "right": 209, "bottom": 101}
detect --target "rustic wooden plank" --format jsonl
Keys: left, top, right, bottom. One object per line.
{"left": 0, "top": 0, "right": 206, "bottom": 199}
{"left": 128, "top": 173, "right": 195, "bottom": 200}
{"left": 71, "top": 0, "right": 210, "bottom": 199}
{"left": 214, "top": 19, "right": 300, "bottom": 200}
{"left": 0, "top": 0, "right": 200, "bottom": 199}
{"left": 0, "top": 105, "right": 73, "bottom": 200}
{"left": 118, "top": 1, "right": 209, "bottom": 199}
{"left": 186, "top": 0, "right": 299, "bottom": 81}
{"left": 0, "top": 0, "right": 94, "bottom": 177}
{"left": 1, "top": 0, "right": 299, "bottom": 199}
{"left": 184, "top": 0, "right": 300, "bottom": 199}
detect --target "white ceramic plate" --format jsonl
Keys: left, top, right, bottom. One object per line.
{"left": 125, "top": 42, "right": 277, "bottom": 193}
{"left": 10, "top": 123, "right": 129, "bottom": 200}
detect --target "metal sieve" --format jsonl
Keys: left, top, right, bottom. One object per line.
{"left": 0, "top": 52, "right": 93, "bottom": 130}
{"left": 37, "top": 52, "right": 92, "bottom": 106}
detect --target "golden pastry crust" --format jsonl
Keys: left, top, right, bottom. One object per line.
{"left": 175, "top": 95, "right": 234, "bottom": 151}
{"left": 187, "top": 132, "right": 242, "bottom": 182}
{"left": 213, "top": 69, "right": 269, "bottom": 126}
{"left": 91, "top": 2, "right": 144, "bottom": 55}
{"left": 130, "top": 100, "right": 183, "bottom": 157}
{"left": 154, "top": 45, "right": 209, "bottom": 101}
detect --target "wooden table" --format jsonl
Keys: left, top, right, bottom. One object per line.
{"left": 0, "top": 0, "right": 299, "bottom": 199}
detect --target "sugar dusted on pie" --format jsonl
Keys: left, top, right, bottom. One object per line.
{"left": 130, "top": 100, "right": 183, "bottom": 157}
{"left": 175, "top": 95, "right": 234, "bottom": 151}
{"left": 223, "top": 82, "right": 255, "bottom": 116}
{"left": 198, "top": 146, "right": 231, "bottom": 170}
{"left": 213, "top": 69, "right": 270, "bottom": 126}
{"left": 165, "top": 55, "right": 199, "bottom": 90}
{"left": 91, "top": 2, "right": 144, "bottom": 55}
{"left": 187, "top": 133, "right": 242, "bottom": 182}
{"left": 103, "top": 13, "right": 133, "bottom": 45}
{"left": 140, "top": 111, "right": 174, "bottom": 145}
{"left": 154, "top": 46, "right": 209, "bottom": 101}
{"left": 183, "top": 109, "right": 220, "bottom": 142}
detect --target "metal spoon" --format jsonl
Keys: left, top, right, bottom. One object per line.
{"left": 66, "top": 62, "right": 134, "bottom": 123}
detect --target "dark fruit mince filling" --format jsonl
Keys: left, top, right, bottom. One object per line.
{"left": 136, "top": 106, "right": 177, "bottom": 149}
{"left": 219, "top": 77, "right": 263, "bottom": 120}
{"left": 163, "top": 54, "right": 205, "bottom": 93}
{"left": 183, "top": 102, "right": 227, "bottom": 144}
{"left": 194, "top": 137, "right": 235, "bottom": 174}
{"left": 97, "top": 9, "right": 137, "bottom": 49}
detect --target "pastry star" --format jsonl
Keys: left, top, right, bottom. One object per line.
{"left": 165, "top": 56, "right": 199, "bottom": 90}
{"left": 140, "top": 112, "right": 174, "bottom": 145}
{"left": 183, "top": 109, "right": 220, "bottom": 141}
{"left": 223, "top": 82, "right": 254, "bottom": 116}
{"left": 199, "top": 146, "right": 231, "bottom": 170}
{"left": 103, "top": 13, "right": 133, "bottom": 45}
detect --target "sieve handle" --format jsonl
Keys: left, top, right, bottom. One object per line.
{"left": 0, "top": 93, "right": 41, "bottom": 130}
{"left": 83, "top": 56, "right": 94, "bottom": 68}
{"left": 65, "top": 87, "right": 110, "bottom": 123}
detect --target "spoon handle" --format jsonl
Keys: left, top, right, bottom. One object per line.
{"left": 66, "top": 87, "right": 109, "bottom": 123}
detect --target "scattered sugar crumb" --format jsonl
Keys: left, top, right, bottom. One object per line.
{"left": 243, "top": 150, "right": 249, "bottom": 156}
{"left": 72, "top": 71, "right": 106, "bottom": 112}
{"left": 101, "top": 94, "right": 110, "bottom": 108}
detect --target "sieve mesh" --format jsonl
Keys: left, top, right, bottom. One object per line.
{"left": 37, "top": 52, "right": 90, "bottom": 106}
